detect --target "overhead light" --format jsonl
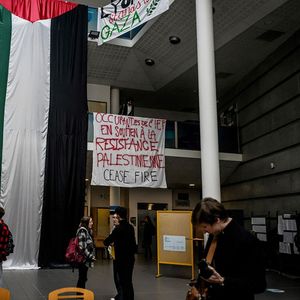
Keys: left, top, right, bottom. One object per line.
{"left": 169, "top": 36, "right": 181, "bottom": 44}
{"left": 145, "top": 58, "right": 155, "bottom": 66}
{"left": 88, "top": 30, "right": 100, "bottom": 40}
{"left": 189, "top": 183, "right": 195, "bottom": 187}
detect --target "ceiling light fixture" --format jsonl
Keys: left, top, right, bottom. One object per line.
{"left": 189, "top": 183, "right": 195, "bottom": 187}
{"left": 88, "top": 30, "right": 100, "bottom": 40}
{"left": 169, "top": 36, "right": 181, "bottom": 44}
{"left": 145, "top": 58, "right": 155, "bottom": 66}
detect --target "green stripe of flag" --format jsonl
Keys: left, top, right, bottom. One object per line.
{"left": 0, "top": 5, "right": 11, "bottom": 181}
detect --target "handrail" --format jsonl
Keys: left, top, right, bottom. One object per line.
{"left": 87, "top": 113, "right": 240, "bottom": 154}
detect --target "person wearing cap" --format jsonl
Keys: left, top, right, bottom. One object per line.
{"left": 104, "top": 207, "right": 137, "bottom": 300}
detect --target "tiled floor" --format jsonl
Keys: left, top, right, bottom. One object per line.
{"left": 3, "top": 256, "right": 300, "bottom": 300}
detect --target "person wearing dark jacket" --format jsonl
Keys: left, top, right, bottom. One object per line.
{"left": 104, "top": 207, "right": 137, "bottom": 300}
{"left": 119, "top": 100, "right": 134, "bottom": 116}
{"left": 142, "top": 215, "right": 155, "bottom": 259}
{"left": 191, "top": 198, "right": 266, "bottom": 300}
{"left": 109, "top": 213, "right": 122, "bottom": 300}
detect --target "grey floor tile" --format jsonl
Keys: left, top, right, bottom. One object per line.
{"left": 2, "top": 255, "right": 300, "bottom": 300}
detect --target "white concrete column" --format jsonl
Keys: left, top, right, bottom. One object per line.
{"left": 110, "top": 185, "right": 121, "bottom": 207}
{"left": 110, "top": 87, "right": 121, "bottom": 207}
{"left": 111, "top": 87, "right": 120, "bottom": 115}
{"left": 195, "top": 0, "right": 221, "bottom": 201}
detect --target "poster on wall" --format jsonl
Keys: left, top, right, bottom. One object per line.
{"left": 91, "top": 113, "right": 167, "bottom": 188}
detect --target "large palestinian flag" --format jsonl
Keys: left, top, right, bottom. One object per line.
{"left": 0, "top": 0, "right": 87, "bottom": 268}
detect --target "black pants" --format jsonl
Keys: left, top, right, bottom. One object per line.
{"left": 115, "top": 258, "right": 135, "bottom": 300}
{"left": 113, "top": 260, "right": 122, "bottom": 299}
{"left": 77, "top": 264, "right": 88, "bottom": 288}
{"left": 144, "top": 243, "right": 152, "bottom": 259}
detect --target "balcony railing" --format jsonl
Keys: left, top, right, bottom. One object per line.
{"left": 88, "top": 113, "right": 240, "bottom": 153}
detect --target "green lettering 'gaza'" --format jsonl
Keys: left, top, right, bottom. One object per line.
{"left": 101, "top": 11, "right": 141, "bottom": 41}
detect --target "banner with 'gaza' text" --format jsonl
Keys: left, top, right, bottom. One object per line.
{"left": 97, "top": 0, "right": 169, "bottom": 45}
{"left": 91, "top": 113, "right": 167, "bottom": 188}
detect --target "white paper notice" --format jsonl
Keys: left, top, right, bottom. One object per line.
{"left": 252, "top": 225, "right": 267, "bottom": 233}
{"left": 279, "top": 242, "right": 291, "bottom": 254}
{"left": 163, "top": 235, "right": 186, "bottom": 252}
{"left": 251, "top": 217, "right": 266, "bottom": 225}
{"left": 278, "top": 215, "right": 283, "bottom": 235}
{"left": 257, "top": 233, "right": 267, "bottom": 242}
{"left": 284, "top": 219, "right": 297, "bottom": 231}
{"left": 283, "top": 231, "right": 296, "bottom": 243}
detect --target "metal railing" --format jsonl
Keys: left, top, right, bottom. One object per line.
{"left": 88, "top": 113, "right": 240, "bottom": 153}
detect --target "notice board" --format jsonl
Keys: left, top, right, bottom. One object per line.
{"left": 156, "top": 210, "right": 194, "bottom": 278}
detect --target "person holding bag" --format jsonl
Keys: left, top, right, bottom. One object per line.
{"left": 189, "top": 198, "right": 266, "bottom": 300}
{"left": 76, "top": 216, "right": 96, "bottom": 288}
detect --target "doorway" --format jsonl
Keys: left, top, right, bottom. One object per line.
{"left": 137, "top": 203, "right": 168, "bottom": 259}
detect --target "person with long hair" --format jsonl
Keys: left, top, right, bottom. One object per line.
{"left": 76, "top": 216, "right": 95, "bottom": 288}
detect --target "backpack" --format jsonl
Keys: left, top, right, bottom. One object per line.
{"left": 6, "top": 230, "right": 14, "bottom": 255}
{"left": 65, "top": 236, "right": 85, "bottom": 267}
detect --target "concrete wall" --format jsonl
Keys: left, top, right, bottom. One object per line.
{"left": 172, "top": 189, "right": 201, "bottom": 210}
{"left": 221, "top": 31, "right": 300, "bottom": 220}
{"left": 128, "top": 188, "right": 173, "bottom": 220}
{"left": 87, "top": 83, "right": 111, "bottom": 112}
{"left": 129, "top": 188, "right": 173, "bottom": 241}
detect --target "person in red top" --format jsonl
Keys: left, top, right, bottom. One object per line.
{"left": 0, "top": 207, "right": 11, "bottom": 287}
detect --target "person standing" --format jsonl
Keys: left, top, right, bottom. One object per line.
{"left": 142, "top": 215, "right": 155, "bottom": 260}
{"left": 119, "top": 100, "right": 134, "bottom": 116}
{"left": 191, "top": 198, "right": 266, "bottom": 300}
{"left": 104, "top": 207, "right": 137, "bottom": 300}
{"left": 0, "top": 207, "right": 13, "bottom": 287}
{"left": 76, "top": 216, "right": 96, "bottom": 289}
{"left": 109, "top": 213, "right": 121, "bottom": 300}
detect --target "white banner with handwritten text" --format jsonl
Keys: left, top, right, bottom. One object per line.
{"left": 91, "top": 113, "right": 167, "bottom": 188}
{"left": 97, "top": 0, "right": 169, "bottom": 45}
